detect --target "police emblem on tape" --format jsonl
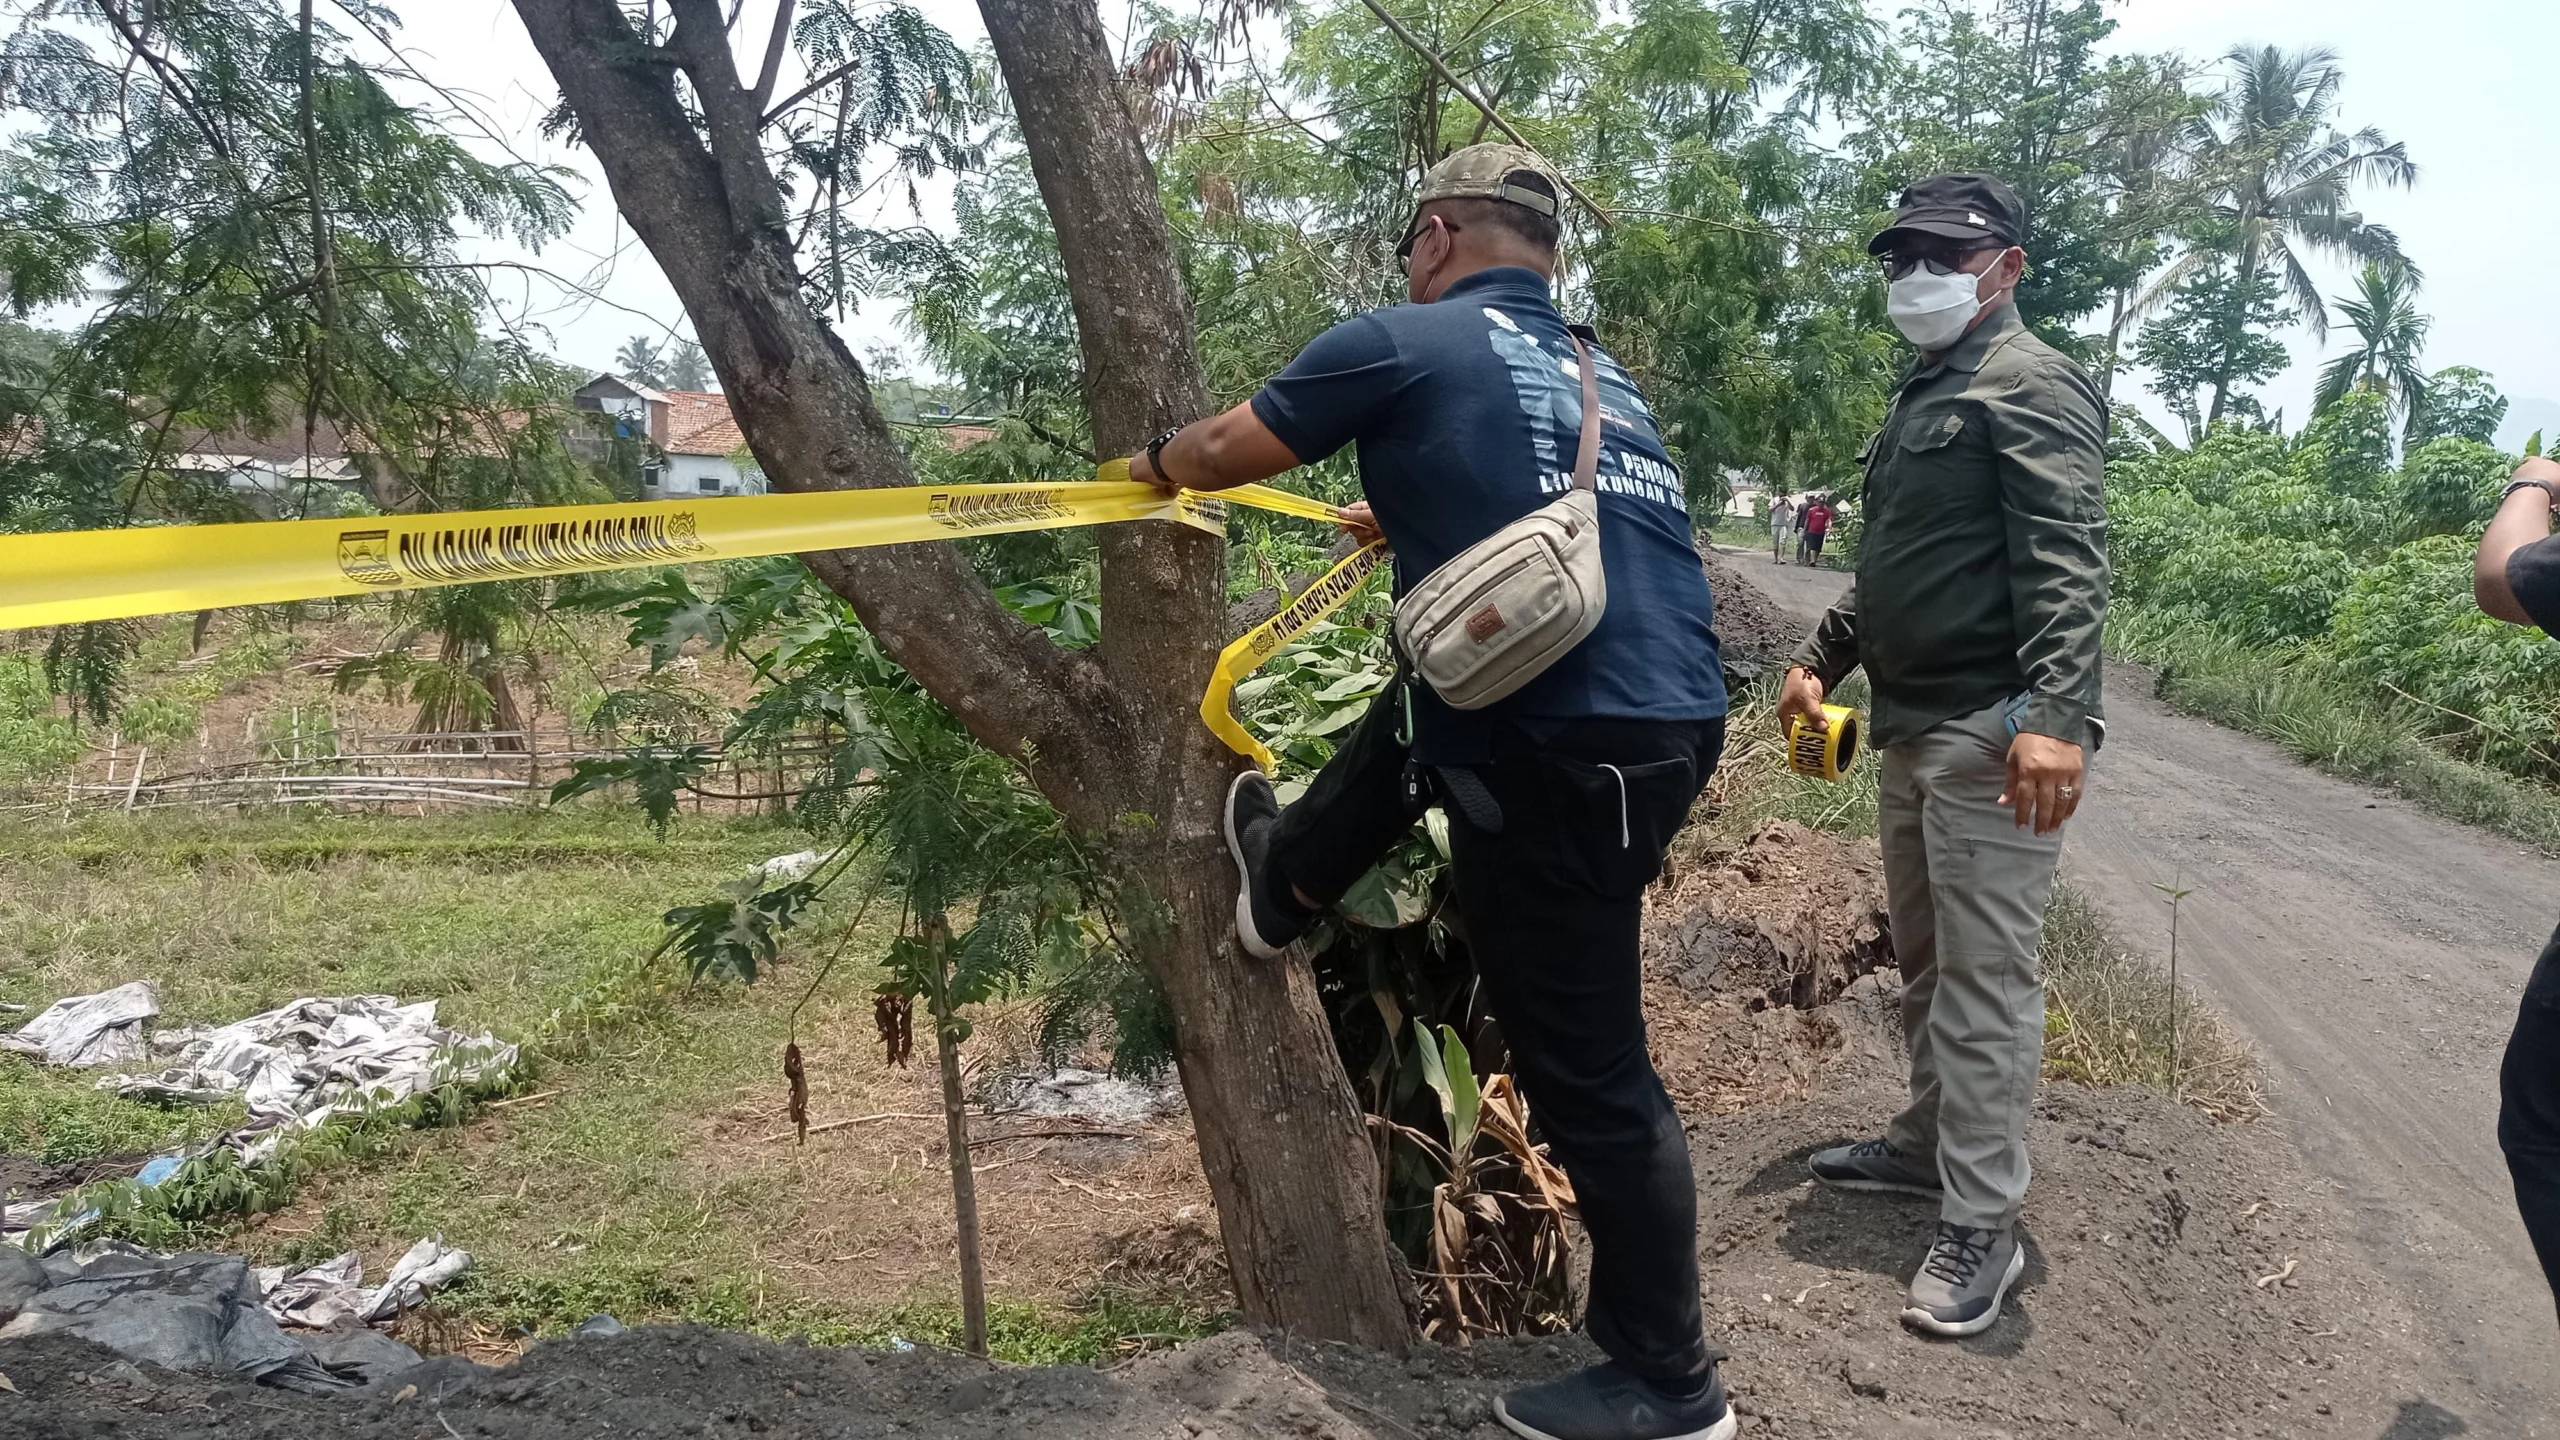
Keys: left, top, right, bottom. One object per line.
{"left": 338, "top": 513, "right": 707, "bottom": 587}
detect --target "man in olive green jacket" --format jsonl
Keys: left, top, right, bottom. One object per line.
{"left": 1776, "top": 173, "right": 2108, "bottom": 1340}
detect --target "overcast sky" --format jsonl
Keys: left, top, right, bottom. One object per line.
{"left": 389, "top": 0, "right": 2560, "bottom": 449}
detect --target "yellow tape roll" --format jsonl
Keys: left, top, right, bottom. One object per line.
{"left": 1786, "top": 704, "right": 1862, "bottom": 781}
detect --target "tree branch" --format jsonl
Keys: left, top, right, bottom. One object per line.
{"left": 749, "top": 0, "right": 797, "bottom": 112}
{"left": 1351, "top": 0, "right": 1609, "bottom": 227}
{"left": 763, "top": 54, "right": 861, "bottom": 126}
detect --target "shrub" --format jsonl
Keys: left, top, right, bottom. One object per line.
{"left": 2395, "top": 437, "right": 2513, "bottom": 540}
{"left": 0, "top": 652, "right": 78, "bottom": 787}
{"left": 2328, "top": 535, "right": 2560, "bottom": 774}
{"left": 2149, "top": 530, "right": 2355, "bottom": 648}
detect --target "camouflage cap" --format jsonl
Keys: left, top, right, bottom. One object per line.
{"left": 1413, "top": 143, "right": 1564, "bottom": 217}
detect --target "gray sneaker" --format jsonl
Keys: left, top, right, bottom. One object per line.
{"left": 1808, "top": 1137, "right": 1941, "bottom": 1197}
{"left": 1900, "top": 1222, "right": 2025, "bottom": 1338}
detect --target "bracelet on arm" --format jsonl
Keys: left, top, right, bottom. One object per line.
{"left": 1144, "top": 425, "right": 1186, "bottom": 486}
{"left": 2501, "top": 478, "right": 2560, "bottom": 507}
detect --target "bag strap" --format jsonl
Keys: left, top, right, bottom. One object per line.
{"left": 1568, "top": 332, "right": 1602, "bottom": 496}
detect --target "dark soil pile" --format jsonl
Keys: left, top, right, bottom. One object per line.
{"left": 1702, "top": 548, "right": 1813, "bottom": 671}
{"left": 0, "top": 1152, "right": 147, "bottom": 1202}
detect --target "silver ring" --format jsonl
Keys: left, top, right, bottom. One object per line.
{"left": 2058, "top": 785, "right": 2078, "bottom": 798}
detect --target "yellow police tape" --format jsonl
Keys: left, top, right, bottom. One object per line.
{"left": 0, "top": 472, "right": 1382, "bottom": 767}
{"left": 1199, "top": 542, "right": 1390, "bottom": 774}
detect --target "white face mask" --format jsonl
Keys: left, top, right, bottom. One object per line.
{"left": 1886, "top": 264, "right": 1987, "bottom": 351}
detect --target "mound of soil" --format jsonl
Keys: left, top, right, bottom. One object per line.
{"left": 1651, "top": 819, "right": 1893, "bottom": 1013}
{"left": 0, "top": 1151, "right": 147, "bottom": 1203}
{"left": 1703, "top": 548, "right": 1814, "bottom": 671}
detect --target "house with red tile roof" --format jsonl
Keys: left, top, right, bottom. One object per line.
{"left": 572, "top": 374, "right": 761, "bottom": 497}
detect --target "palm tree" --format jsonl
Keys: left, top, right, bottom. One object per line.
{"left": 2315, "top": 261, "right": 2430, "bottom": 422}
{"left": 613, "top": 335, "right": 667, "bottom": 388}
{"left": 2145, "top": 46, "right": 2417, "bottom": 423}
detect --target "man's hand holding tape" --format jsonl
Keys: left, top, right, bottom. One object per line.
{"left": 1126, "top": 414, "right": 1383, "bottom": 544}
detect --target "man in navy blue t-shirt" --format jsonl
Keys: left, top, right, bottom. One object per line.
{"left": 2471, "top": 449, "right": 2560, "bottom": 1325}
{"left": 1126, "top": 144, "right": 1734, "bottom": 1440}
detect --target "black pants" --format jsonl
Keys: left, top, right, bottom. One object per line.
{"left": 2500, "top": 924, "right": 2560, "bottom": 1321}
{"left": 1269, "top": 688, "right": 1728, "bottom": 1388}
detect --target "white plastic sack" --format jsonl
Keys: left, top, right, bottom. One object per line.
{"left": 252, "top": 1238, "right": 471, "bottom": 1327}
{"left": 103, "top": 995, "right": 518, "bottom": 1139}
{"left": 0, "top": 981, "right": 161, "bottom": 1067}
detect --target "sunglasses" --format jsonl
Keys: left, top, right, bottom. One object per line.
{"left": 1879, "top": 242, "right": 2002, "bottom": 281}
{"left": 1396, "top": 217, "right": 1463, "bottom": 275}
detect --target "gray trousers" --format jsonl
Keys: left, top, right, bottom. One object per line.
{"left": 1879, "top": 702, "right": 2065, "bottom": 1232}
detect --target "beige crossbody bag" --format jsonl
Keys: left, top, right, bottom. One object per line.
{"left": 1393, "top": 331, "right": 1607, "bottom": 710}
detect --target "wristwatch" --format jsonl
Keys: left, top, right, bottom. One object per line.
{"left": 1144, "top": 425, "right": 1185, "bottom": 485}
{"left": 2502, "top": 477, "right": 2560, "bottom": 506}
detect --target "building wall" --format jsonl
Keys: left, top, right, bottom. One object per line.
{"left": 651, "top": 452, "right": 754, "bottom": 496}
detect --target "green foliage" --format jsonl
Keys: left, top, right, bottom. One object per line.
{"left": 2148, "top": 531, "right": 2354, "bottom": 648}
{"left": 2132, "top": 249, "right": 2293, "bottom": 442}
{"left": 2409, "top": 366, "right": 2510, "bottom": 448}
{"left": 2313, "top": 262, "right": 2429, "bottom": 423}
{"left": 660, "top": 877, "right": 822, "bottom": 985}
{"left": 2328, "top": 537, "right": 2560, "bottom": 774}
{"left": 2395, "top": 438, "right": 2513, "bottom": 539}
{"left": 2111, "top": 399, "right": 2558, "bottom": 790}
{"left": 0, "top": 652, "right": 78, "bottom": 785}
{"left": 553, "top": 744, "right": 717, "bottom": 836}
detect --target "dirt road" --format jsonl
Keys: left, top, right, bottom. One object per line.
{"left": 1720, "top": 545, "right": 2560, "bottom": 1431}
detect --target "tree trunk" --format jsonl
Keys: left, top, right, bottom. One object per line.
{"left": 512, "top": 0, "right": 1412, "bottom": 1350}
{"left": 975, "top": 0, "right": 1412, "bottom": 1350}
{"left": 924, "top": 916, "right": 990, "bottom": 1357}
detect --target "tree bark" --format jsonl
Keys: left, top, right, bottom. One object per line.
{"left": 924, "top": 916, "right": 990, "bottom": 1357}
{"left": 512, "top": 0, "right": 1412, "bottom": 1350}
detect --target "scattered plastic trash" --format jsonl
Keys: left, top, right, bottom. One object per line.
{"left": 252, "top": 1238, "right": 472, "bottom": 1327}
{"left": 0, "top": 981, "right": 160, "bottom": 1066}
{"left": 756, "top": 849, "right": 822, "bottom": 884}
{"left": 2, "top": 990, "right": 517, "bottom": 1248}
{"left": 0, "top": 1251, "right": 352, "bottom": 1393}
{"left": 0, "top": 1239, "right": 466, "bottom": 1392}
{"left": 100, "top": 994, "right": 519, "bottom": 1149}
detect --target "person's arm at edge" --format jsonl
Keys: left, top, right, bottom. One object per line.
{"left": 2475, "top": 457, "right": 2560, "bottom": 625}
{"left": 1990, "top": 359, "right": 2108, "bottom": 835}
{"left": 1128, "top": 402, "right": 1303, "bottom": 494}
{"left": 1777, "top": 579, "right": 1861, "bottom": 737}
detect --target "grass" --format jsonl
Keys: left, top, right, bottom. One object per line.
{"left": 2037, "top": 884, "right": 2265, "bottom": 1121}
{"left": 1704, "top": 675, "right": 1881, "bottom": 840}
{"left": 2111, "top": 609, "right": 2560, "bottom": 856}
{"left": 0, "top": 804, "right": 1227, "bottom": 1360}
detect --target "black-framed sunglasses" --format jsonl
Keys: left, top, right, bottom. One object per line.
{"left": 1879, "top": 241, "right": 2001, "bottom": 281}
{"left": 1396, "top": 216, "right": 1462, "bottom": 275}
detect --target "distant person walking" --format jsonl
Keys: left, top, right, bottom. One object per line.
{"left": 1777, "top": 173, "right": 2108, "bottom": 1339}
{"left": 1769, "top": 494, "right": 1798, "bottom": 564}
{"left": 2469, "top": 450, "right": 2560, "bottom": 1321}
{"left": 1797, "top": 495, "right": 1834, "bottom": 566}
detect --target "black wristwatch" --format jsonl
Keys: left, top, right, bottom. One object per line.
{"left": 1144, "top": 425, "right": 1185, "bottom": 484}
{"left": 2502, "top": 478, "right": 2560, "bottom": 506}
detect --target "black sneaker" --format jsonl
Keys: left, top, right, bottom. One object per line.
{"left": 1225, "top": 770, "right": 1307, "bottom": 960}
{"left": 1901, "top": 1222, "right": 2025, "bottom": 1338}
{"left": 1808, "top": 1137, "right": 1941, "bottom": 1198}
{"left": 1495, "top": 1361, "right": 1735, "bottom": 1440}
